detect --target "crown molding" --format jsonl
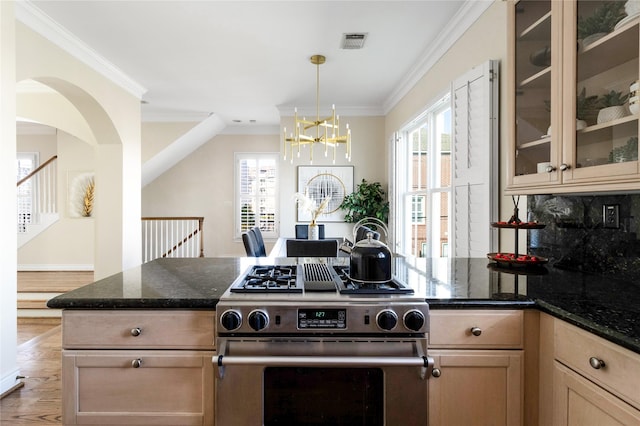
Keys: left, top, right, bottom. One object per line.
{"left": 277, "top": 104, "right": 384, "bottom": 117}
{"left": 15, "top": 1, "right": 147, "bottom": 99}
{"left": 382, "top": 0, "right": 493, "bottom": 114}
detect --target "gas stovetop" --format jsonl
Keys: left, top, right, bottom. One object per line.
{"left": 229, "top": 264, "right": 413, "bottom": 295}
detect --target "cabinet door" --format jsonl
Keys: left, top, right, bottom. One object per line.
{"left": 428, "top": 350, "right": 523, "bottom": 426}
{"left": 62, "top": 350, "right": 214, "bottom": 425}
{"left": 561, "top": 0, "right": 640, "bottom": 187}
{"left": 507, "top": 0, "right": 563, "bottom": 190}
{"left": 553, "top": 362, "right": 640, "bottom": 426}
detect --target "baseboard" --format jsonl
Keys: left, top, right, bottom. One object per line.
{"left": 0, "top": 368, "right": 22, "bottom": 399}
{"left": 17, "top": 264, "right": 94, "bottom": 271}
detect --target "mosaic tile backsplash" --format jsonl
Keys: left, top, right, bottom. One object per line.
{"left": 527, "top": 194, "right": 640, "bottom": 281}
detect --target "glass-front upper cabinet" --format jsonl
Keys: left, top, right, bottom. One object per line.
{"left": 562, "top": 0, "right": 639, "bottom": 186}
{"left": 507, "top": 0, "right": 640, "bottom": 194}
{"left": 508, "top": 0, "right": 562, "bottom": 189}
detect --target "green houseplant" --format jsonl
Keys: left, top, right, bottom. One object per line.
{"left": 339, "top": 179, "right": 389, "bottom": 223}
{"left": 576, "top": 87, "right": 599, "bottom": 124}
{"left": 577, "top": 1, "right": 625, "bottom": 41}
{"left": 597, "top": 89, "right": 630, "bottom": 124}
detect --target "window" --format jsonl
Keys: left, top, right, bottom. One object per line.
{"left": 392, "top": 60, "right": 498, "bottom": 258}
{"left": 394, "top": 96, "right": 451, "bottom": 258}
{"left": 235, "top": 153, "right": 278, "bottom": 238}
{"left": 16, "top": 152, "right": 39, "bottom": 233}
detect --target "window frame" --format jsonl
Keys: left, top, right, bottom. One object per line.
{"left": 394, "top": 93, "right": 452, "bottom": 258}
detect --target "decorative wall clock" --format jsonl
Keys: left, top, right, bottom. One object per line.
{"left": 297, "top": 166, "right": 354, "bottom": 222}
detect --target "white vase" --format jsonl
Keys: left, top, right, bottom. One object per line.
{"left": 597, "top": 106, "right": 629, "bottom": 124}
{"left": 308, "top": 223, "right": 319, "bottom": 240}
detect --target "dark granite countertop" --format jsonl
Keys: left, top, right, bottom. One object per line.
{"left": 48, "top": 257, "right": 640, "bottom": 355}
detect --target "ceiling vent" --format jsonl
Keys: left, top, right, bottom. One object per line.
{"left": 340, "top": 33, "right": 368, "bottom": 50}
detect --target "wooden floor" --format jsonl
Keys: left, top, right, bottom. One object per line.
{"left": 17, "top": 271, "right": 94, "bottom": 293}
{"left": 1, "top": 319, "right": 62, "bottom": 424}
{"left": 1, "top": 270, "right": 92, "bottom": 424}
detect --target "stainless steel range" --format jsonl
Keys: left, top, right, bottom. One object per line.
{"left": 215, "top": 263, "right": 433, "bottom": 426}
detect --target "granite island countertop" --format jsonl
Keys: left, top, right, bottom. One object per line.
{"left": 48, "top": 257, "right": 640, "bottom": 355}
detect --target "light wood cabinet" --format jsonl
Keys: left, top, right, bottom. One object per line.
{"left": 427, "top": 310, "right": 524, "bottom": 426}
{"left": 507, "top": 0, "right": 640, "bottom": 194}
{"left": 61, "top": 310, "right": 216, "bottom": 425}
{"left": 538, "top": 314, "right": 640, "bottom": 425}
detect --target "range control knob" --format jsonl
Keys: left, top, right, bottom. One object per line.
{"left": 220, "top": 310, "right": 242, "bottom": 331}
{"left": 248, "top": 310, "right": 269, "bottom": 331}
{"left": 376, "top": 309, "right": 398, "bottom": 331}
{"left": 403, "top": 310, "right": 426, "bottom": 331}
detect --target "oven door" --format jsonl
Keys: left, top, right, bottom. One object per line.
{"left": 215, "top": 337, "right": 432, "bottom": 426}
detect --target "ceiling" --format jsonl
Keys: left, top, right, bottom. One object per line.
{"left": 20, "top": 0, "right": 487, "bottom": 133}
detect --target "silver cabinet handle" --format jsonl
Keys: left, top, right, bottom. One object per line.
{"left": 589, "top": 357, "right": 605, "bottom": 370}
{"left": 131, "top": 358, "right": 142, "bottom": 368}
{"left": 130, "top": 327, "right": 142, "bottom": 336}
{"left": 432, "top": 368, "right": 441, "bottom": 378}
{"left": 560, "top": 163, "right": 570, "bottom": 171}
{"left": 545, "top": 165, "right": 556, "bottom": 173}
{"left": 470, "top": 327, "right": 482, "bottom": 336}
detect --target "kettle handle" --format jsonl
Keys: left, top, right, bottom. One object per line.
{"left": 352, "top": 217, "right": 388, "bottom": 242}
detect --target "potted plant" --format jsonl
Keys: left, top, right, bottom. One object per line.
{"left": 576, "top": 87, "right": 600, "bottom": 128}
{"left": 597, "top": 89, "right": 630, "bottom": 124}
{"left": 339, "top": 179, "right": 389, "bottom": 224}
{"left": 577, "top": 1, "right": 626, "bottom": 47}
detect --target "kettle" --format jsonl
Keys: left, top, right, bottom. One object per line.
{"left": 348, "top": 218, "right": 392, "bottom": 283}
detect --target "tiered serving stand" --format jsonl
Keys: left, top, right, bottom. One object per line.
{"left": 487, "top": 196, "right": 548, "bottom": 269}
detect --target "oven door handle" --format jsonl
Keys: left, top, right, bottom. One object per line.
{"left": 215, "top": 353, "right": 435, "bottom": 380}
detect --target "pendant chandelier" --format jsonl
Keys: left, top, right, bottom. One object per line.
{"left": 283, "top": 54, "right": 352, "bottom": 164}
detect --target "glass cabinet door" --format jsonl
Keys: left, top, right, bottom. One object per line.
{"left": 564, "top": 0, "right": 639, "bottom": 182}
{"left": 511, "top": 0, "right": 560, "bottom": 185}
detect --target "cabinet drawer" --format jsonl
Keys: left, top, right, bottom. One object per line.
{"left": 429, "top": 310, "right": 523, "bottom": 349}
{"left": 62, "top": 310, "right": 215, "bottom": 349}
{"left": 62, "top": 350, "right": 214, "bottom": 425}
{"left": 555, "top": 320, "right": 640, "bottom": 411}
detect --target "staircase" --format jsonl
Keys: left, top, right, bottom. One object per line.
{"left": 17, "top": 271, "right": 94, "bottom": 318}
{"left": 17, "top": 155, "right": 59, "bottom": 247}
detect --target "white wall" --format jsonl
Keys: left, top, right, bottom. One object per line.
{"left": 141, "top": 121, "right": 198, "bottom": 163}
{"left": 17, "top": 130, "right": 95, "bottom": 269}
{"left": 385, "top": 1, "right": 516, "bottom": 251}
{"left": 0, "top": 0, "right": 19, "bottom": 397}
{"left": 278, "top": 115, "right": 387, "bottom": 241}
{"left": 142, "top": 133, "right": 280, "bottom": 257}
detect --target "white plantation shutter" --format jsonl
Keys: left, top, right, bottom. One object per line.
{"left": 451, "top": 60, "right": 498, "bottom": 257}
{"left": 235, "top": 153, "right": 279, "bottom": 238}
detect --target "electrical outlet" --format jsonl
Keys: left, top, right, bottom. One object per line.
{"left": 603, "top": 204, "right": 620, "bottom": 229}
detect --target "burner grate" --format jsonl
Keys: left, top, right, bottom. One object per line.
{"left": 231, "top": 265, "right": 302, "bottom": 293}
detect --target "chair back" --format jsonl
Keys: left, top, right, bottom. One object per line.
{"left": 242, "top": 230, "right": 261, "bottom": 257}
{"left": 286, "top": 239, "right": 338, "bottom": 257}
{"left": 295, "top": 224, "right": 325, "bottom": 239}
{"left": 251, "top": 226, "right": 267, "bottom": 256}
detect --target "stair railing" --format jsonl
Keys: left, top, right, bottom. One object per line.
{"left": 16, "top": 155, "right": 58, "bottom": 233}
{"left": 141, "top": 217, "right": 204, "bottom": 263}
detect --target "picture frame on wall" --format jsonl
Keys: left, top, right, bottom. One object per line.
{"left": 297, "top": 165, "right": 354, "bottom": 222}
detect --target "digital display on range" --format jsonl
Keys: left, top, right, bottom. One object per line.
{"left": 298, "top": 308, "right": 346, "bottom": 329}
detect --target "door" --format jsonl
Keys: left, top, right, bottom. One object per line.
{"left": 428, "top": 350, "right": 523, "bottom": 426}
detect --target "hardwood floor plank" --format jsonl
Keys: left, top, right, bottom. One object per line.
{"left": 1, "top": 323, "right": 62, "bottom": 425}
{"left": 17, "top": 271, "right": 93, "bottom": 293}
